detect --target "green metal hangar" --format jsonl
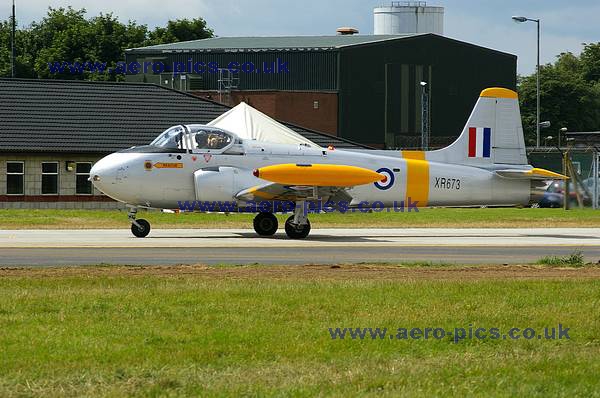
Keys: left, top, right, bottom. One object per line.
{"left": 125, "top": 33, "right": 517, "bottom": 148}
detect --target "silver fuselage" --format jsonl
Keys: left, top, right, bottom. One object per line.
{"left": 90, "top": 141, "right": 530, "bottom": 210}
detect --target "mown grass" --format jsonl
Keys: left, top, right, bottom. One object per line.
{"left": 0, "top": 265, "right": 599, "bottom": 397}
{"left": 0, "top": 207, "right": 599, "bottom": 229}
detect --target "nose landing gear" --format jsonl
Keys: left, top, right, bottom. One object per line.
{"left": 128, "top": 207, "right": 151, "bottom": 238}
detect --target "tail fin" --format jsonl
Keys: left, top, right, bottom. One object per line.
{"left": 424, "top": 87, "right": 527, "bottom": 166}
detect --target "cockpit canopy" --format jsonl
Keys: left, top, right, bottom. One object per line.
{"left": 150, "top": 125, "right": 237, "bottom": 152}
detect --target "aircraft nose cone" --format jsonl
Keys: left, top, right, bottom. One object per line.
{"left": 89, "top": 153, "right": 142, "bottom": 204}
{"left": 89, "top": 164, "right": 101, "bottom": 183}
{"left": 89, "top": 156, "right": 115, "bottom": 189}
{"left": 89, "top": 153, "right": 127, "bottom": 196}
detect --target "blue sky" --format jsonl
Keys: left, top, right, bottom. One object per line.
{"left": 3, "top": 0, "right": 599, "bottom": 74}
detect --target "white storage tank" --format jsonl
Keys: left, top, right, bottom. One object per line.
{"left": 374, "top": 1, "right": 444, "bottom": 35}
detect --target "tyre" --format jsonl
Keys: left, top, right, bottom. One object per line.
{"left": 253, "top": 212, "right": 279, "bottom": 236}
{"left": 284, "top": 216, "right": 311, "bottom": 239}
{"left": 131, "top": 219, "right": 151, "bottom": 238}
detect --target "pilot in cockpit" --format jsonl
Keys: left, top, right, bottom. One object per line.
{"left": 195, "top": 132, "right": 209, "bottom": 149}
{"left": 207, "top": 133, "right": 226, "bottom": 149}
{"left": 193, "top": 130, "right": 229, "bottom": 150}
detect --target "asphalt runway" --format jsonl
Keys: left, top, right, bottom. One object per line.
{"left": 1, "top": 228, "right": 598, "bottom": 266}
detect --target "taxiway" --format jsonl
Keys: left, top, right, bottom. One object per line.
{"left": 0, "top": 228, "right": 597, "bottom": 266}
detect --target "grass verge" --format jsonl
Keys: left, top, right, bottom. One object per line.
{"left": 537, "top": 251, "right": 586, "bottom": 267}
{"left": 0, "top": 264, "right": 599, "bottom": 397}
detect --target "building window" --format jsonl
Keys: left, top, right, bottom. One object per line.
{"left": 6, "top": 161, "right": 24, "bottom": 195}
{"left": 41, "top": 162, "right": 59, "bottom": 195}
{"left": 313, "top": 100, "right": 320, "bottom": 109}
{"left": 76, "top": 162, "right": 93, "bottom": 195}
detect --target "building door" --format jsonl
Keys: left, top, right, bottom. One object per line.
{"left": 385, "top": 64, "right": 432, "bottom": 149}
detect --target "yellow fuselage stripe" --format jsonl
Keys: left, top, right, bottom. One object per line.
{"left": 402, "top": 151, "right": 430, "bottom": 207}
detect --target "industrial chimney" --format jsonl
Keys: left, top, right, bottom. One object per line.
{"left": 336, "top": 27, "right": 360, "bottom": 35}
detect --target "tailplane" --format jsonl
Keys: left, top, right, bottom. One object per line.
{"left": 422, "top": 87, "right": 528, "bottom": 166}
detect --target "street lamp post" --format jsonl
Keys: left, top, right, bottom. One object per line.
{"left": 512, "top": 15, "right": 541, "bottom": 148}
{"left": 559, "top": 127, "right": 567, "bottom": 149}
{"left": 540, "top": 121, "right": 551, "bottom": 147}
{"left": 420, "top": 81, "right": 429, "bottom": 151}
{"left": 11, "top": 0, "right": 16, "bottom": 78}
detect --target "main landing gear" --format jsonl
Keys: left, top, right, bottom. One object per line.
{"left": 284, "top": 201, "right": 311, "bottom": 239}
{"left": 252, "top": 201, "right": 311, "bottom": 239}
{"left": 253, "top": 212, "right": 279, "bottom": 236}
{"left": 285, "top": 215, "right": 311, "bottom": 239}
{"left": 128, "top": 207, "right": 151, "bottom": 238}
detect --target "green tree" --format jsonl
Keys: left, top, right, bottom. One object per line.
{"left": 518, "top": 50, "right": 600, "bottom": 144}
{"left": 0, "top": 20, "right": 11, "bottom": 77}
{"left": 0, "top": 8, "right": 213, "bottom": 80}
{"left": 0, "top": 19, "right": 35, "bottom": 77}
{"left": 85, "top": 13, "right": 149, "bottom": 81}
{"left": 580, "top": 42, "right": 600, "bottom": 83}
{"left": 148, "top": 18, "right": 213, "bottom": 45}
{"left": 555, "top": 51, "right": 581, "bottom": 75}
{"left": 28, "top": 7, "right": 91, "bottom": 79}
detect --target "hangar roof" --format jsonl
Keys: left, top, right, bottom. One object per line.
{"left": 126, "top": 34, "right": 515, "bottom": 57}
{"left": 0, "top": 79, "right": 367, "bottom": 153}
{"left": 126, "top": 34, "right": 418, "bottom": 53}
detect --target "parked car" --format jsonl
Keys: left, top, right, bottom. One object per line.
{"left": 538, "top": 178, "right": 598, "bottom": 208}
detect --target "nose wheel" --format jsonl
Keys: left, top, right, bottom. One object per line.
{"left": 128, "top": 207, "right": 151, "bottom": 238}
{"left": 131, "top": 219, "right": 151, "bottom": 238}
{"left": 253, "top": 212, "right": 279, "bottom": 236}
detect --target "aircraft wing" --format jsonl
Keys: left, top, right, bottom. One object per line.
{"left": 235, "top": 163, "right": 385, "bottom": 202}
{"left": 495, "top": 168, "right": 568, "bottom": 180}
{"left": 235, "top": 182, "right": 350, "bottom": 202}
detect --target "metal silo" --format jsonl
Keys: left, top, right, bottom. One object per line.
{"left": 374, "top": 1, "right": 444, "bottom": 35}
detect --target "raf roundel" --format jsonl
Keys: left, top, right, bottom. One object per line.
{"left": 374, "top": 167, "right": 395, "bottom": 190}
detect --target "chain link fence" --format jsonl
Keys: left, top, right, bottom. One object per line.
{"left": 529, "top": 148, "right": 600, "bottom": 209}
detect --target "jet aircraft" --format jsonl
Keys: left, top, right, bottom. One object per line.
{"left": 90, "top": 87, "right": 565, "bottom": 239}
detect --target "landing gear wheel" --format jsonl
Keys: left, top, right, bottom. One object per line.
{"left": 285, "top": 216, "right": 311, "bottom": 239}
{"left": 131, "top": 219, "right": 151, "bottom": 238}
{"left": 253, "top": 213, "right": 279, "bottom": 236}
